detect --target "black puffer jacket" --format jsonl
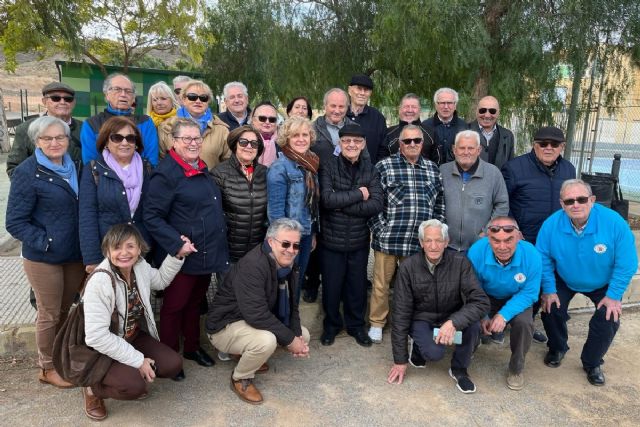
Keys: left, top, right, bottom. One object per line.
{"left": 319, "top": 155, "right": 383, "bottom": 251}
{"left": 211, "top": 154, "right": 268, "bottom": 262}
{"left": 391, "top": 250, "right": 489, "bottom": 364}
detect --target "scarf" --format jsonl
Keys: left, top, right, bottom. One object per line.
{"left": 263, "top": 240, "right": 292, "bottom": 327}
{"left": 103, "top": 150, "right": 144, "bottom": 216}
{"left": 149, "top": 108, "right": 176, "bottom": 127}
{"left": 280, "top": 144, "right": 320, "bottom": 221}
{"left": 177, "top": 106, "right": 212, "bottom": 134}
{"left": 169, "top": 148, "right": 206, "bottom": 177}
{"left": 35, "top": 148, "right": 78, "bottom": 195}
{"left": 258, "top": 132, "right": 278, "bottom": 167}
{"left": 106, "top": 104, "right": 133, "bottom": 116}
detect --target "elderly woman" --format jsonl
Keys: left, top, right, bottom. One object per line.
{"left": 251, "top": 101, "right": 280, "bottom": 167}
{"left": 286, "top": 97, "right": 313, "bottom": 119}
{"left": 146, "top": 81, "right": 178, "bottom": 127}
{"left": 318, "top": 123, "right": 383, "bottom": 348}
{"left": 81, "top": 224, "right": 184, "bottom": 421}
{"left": 79, "top": 116, "right": 152, "bottom": 273}
{"left": 144, "top": 118, "right": 229, "bottom": 380}
{"left": 158, "top": 79, "right": 230, "bottom": 169}
{"left": 6, "top": 116, "right": 84, "bottom": 388}
{"left": 267, "top": 116, "right": 319, "bottom": 301}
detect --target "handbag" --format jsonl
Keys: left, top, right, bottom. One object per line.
{"left": 52, "top": 268, "right": 119, "bottom": 387}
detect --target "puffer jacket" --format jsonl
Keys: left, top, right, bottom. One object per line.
{"left": 391, "top": 250, "right": 489, "bottom": 364}
{"left": 211, "top": 154, "right": 268, "bottom": 262}
{"left": 83, "top": 255, "right": 183, "bottom": 369}
{"left": 319, "top": 154, "right": 383, "bottom": 251}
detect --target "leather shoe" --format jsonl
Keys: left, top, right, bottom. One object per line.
{"left": 184, "top": 348, "right": 215, "bottom": 367}
{"left": 38, "top": 368, "right": 74, "bottom": 389}
{"left": 302, "top": 290, "right": 318, "bottom": 303}
{"left": 172, "top": 369, "right": 185, "bottom": 381}
{"left": 543, "top": 350, "right": 565, "bottom": 367}
{"left": 349, "top": 329, "right": 373, "bottom": 347}
{"left": 230, "top": 375, "right": 263, "bottom": 405}
{"left": 321, "top": 331, "right": 336, "bottom": 346}
{"left": 584, "top": 366, "right": 605, "bottom": 386}
{"left": 83, "top": 387, "right": 107, "bottom": 421}
{"left": 256, "top": 362, "right": 269, "bottom": 374}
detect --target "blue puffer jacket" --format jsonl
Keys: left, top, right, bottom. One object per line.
{"left": 6, "top": 156, "right": 82, "bottom": 264}
{"left": 78, "top": 156, "right": 152, "bottom": 265}
{"left": 143, "top": 154, "right": 230, "bottom": 275}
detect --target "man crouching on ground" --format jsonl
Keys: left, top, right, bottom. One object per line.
{"left": 206, "top": 218, "right": 310, "bottom": 404}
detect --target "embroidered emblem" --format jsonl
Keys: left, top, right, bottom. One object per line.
{"left": 514, "top": 273, "right": 526, "bottom": 283}
{"left": 594, "top": 244, "right": 607, "bottom": 254}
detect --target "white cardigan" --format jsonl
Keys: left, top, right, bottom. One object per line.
{"left": 83, "top": 255, "right": 184, "bottom": 369}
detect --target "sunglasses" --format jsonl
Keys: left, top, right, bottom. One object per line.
{"left": 487, "top": 225, "right": 519, "bottom": 233}
{"left": 257, "top": 115, "right": 278, "bottom": 124}
{"left": 401, "top": 137, "right": 423, "bottom": 145}
{"left": 185, "top": 93, "right": 210, "bottom": 102}
{"left": 478, "top": 107, "right": 497, "bottom": 114}
{"left": 46, "top": 95, "right": 74, "bottom": 103}
{"left": 273, "top": 238, "right": 300, "bottom": 251}
{"left": 536, "top": 141, "right": 563, "bottom": 148}
{"left": 237, "top": 138, "right": 261, "bottom": 149}
{"left": 562, "top": 196, "right": 590, "bottom": 206}
{"left": 109, "top": 133, "right": 137, "bottom": 144}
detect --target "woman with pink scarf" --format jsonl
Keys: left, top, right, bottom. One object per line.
{"left": 79, "top": 116, "right": 153, "bottom": 273}
{"left": 251, "top": 101, "right": 280, "bottom": 167}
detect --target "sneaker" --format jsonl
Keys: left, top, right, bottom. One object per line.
{"left": 218, "top": 351, "right": 232, "bottom": 361}
{"left": 532, "top": 329, "right": 548, "bottom": 344}
{"left": 491, "top": 332, "right": 505, "bottom": 345}
{"left": 507, "top": 372, "right": 525, "bottom": 391}
{"left": 368, "top": 326, "right": 383, "bottom": 344}
{"left": 449, "top": 368, "right": 476, "bottom": 394}
{"left": 408, "top": 337, "right": 426, "bottom": 368}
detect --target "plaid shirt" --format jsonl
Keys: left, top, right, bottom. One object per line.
{"left": 369, "top": 154, "right": 445, "bottom": 256}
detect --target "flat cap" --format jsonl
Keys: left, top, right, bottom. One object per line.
{"left": 339, "top": 123, "right": 366, "bottom": 138}
{"left": 42, "top": 81, "right": 75, "bottom": 96}
{"left": 349, "top": 74, "right": 373, "bottom": 89}
{"left": 533, "top": 126, "right": 565, "bottom": 142}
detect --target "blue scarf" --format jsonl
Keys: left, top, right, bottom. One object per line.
{"left": 263, "top": 241, "right": 292, "bottom": 327}
{"left": 35, "top": 148, "right": 78, "bottom": 195}
{"left": 177, "top": 106, "right": 212, "bottom": 133}
{"left": 106, "top": 104, "right": 133, "bottom": 116}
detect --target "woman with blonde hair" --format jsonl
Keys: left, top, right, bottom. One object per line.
{"left": 146, "top": 81, "right": 179, "bottom": 127}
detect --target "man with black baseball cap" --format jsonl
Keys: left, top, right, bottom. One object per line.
{"left": 346, "top": 73, "right": 387, "bottom": 162}
{"left": 7, "top": 81, "right": 82, "bottom": 178}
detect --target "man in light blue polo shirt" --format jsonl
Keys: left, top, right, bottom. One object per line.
{"left": 536, "top": 179, "right": 638, "bottom": 386}
{"left": 468, "top": 216, "right": 541, "bottom": 391}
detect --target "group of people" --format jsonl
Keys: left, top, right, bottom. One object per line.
{"left": 5, "top": 72, "right": 637, "bottom": 418}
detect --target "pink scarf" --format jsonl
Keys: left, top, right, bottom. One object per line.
{"left": 258, "top": 132, "right": 278, "bottom": 167}
{"left": 103, "top": 150, "right": 143, "bottom": 216}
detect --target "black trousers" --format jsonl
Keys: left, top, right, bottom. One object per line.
{"left": 487, "top": 297, "right": 533, "bottom": 373}
{"left": 410, "top": 320, "right": 481, "bottom": 370}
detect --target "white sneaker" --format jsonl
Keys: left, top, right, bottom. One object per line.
{"left": 217, "top": 351, "right": 232, "bottom": 361}
{"left": 368, "top": 326, "right": 383, "bottom": 344}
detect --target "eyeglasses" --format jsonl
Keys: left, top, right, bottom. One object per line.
{"left": 401, "top": 137, "right": 423, "bottom": 145}
{"left": 487, "top": 225, "right": 520, "bottom": 233}
{"left": 46, "top": 95, "right": 74, "bottom": 103}
{"left": 478, "top": 107, "right": 497, "bottom": 115}
{"left": 108, "top": 86, "right": 135, "bottom": 95}
{"left": 562, "top": 196, "right": 590, "bottom": 206}
{"left": 257, "top": 115, "right": 277, "bottom": 124}
{"left": 109, "top": 133, "right": 137, "bottom": 144}
{"left": 38, "top": 135, "right": 68, "bottom": 143}
{"left": 272, "top": 238, "right": 300, "bottom": 251}
{"left": 174, "top": 136, "right": 204, "bottom": 145}
{"left": 185, "top": 93, "right": 210, "bottom": 103}
{"left": 536, "top": 141, "right": 563, "bottom": 148}
{"left": 238, "top": 138, "right": 260, "bottom": 149}
{"left": 340, "top": 137, "right": 365, "bottom": 145}
{"left": 174, "top": 88, "right": 182, "bottom": 95}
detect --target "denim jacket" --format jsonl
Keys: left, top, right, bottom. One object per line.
{"left": 267, "top": 154, "right": 316, "bottom": 235}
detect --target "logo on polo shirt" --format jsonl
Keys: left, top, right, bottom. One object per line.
{"left": 514, "top": 273, "right": 526, "bottom": 283}
{"left": 594, "top": 244, "right": 607, "bottom": 254}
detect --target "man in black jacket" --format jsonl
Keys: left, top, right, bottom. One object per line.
{"left": 468, "top": 96, "right": 514, "bottom": 170}
{"left": 345, "top": 74, "right": 387, "bottom": 161}
{"left": 387, "top": 219, "right": 489, "bottom": 394}
{"left": 421, "top": 87, "right": 467, "bottom": 164}
{"left": 206, "top": 218, "right": 310, "bottom": 405}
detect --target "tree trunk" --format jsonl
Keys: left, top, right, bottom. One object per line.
{"left": 564, "top": 58, "right": 586, "bottom": 160}
{"left": 83, "top": 49, "right": 109, "bottom": 77}
{"left": 0, "top": 90, "right": 10, "bottom": 153}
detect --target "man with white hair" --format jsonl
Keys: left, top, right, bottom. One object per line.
{"left": 217, "top": 81, "right": 251, "bottom": 130}
{"left": 421, "top": 87, "right": 467, "bottom": 164}
{"left": 172, "top": 75, "right": 191, "bottom": 104}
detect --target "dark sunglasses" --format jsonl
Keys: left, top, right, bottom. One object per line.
{"left": 562, "top": 196, "right": 590, "bottom": 206}
{"left": 185, "top": 93, "right": 210, "bottom": 102}
{"left": 109, "top": 133, "right": 137, "bottom": 144}
{"left": 238, "top": 138, "right": 260, "bottom": 149}
{"left": 273, "top": 238, "right": 300, "bottom": 251}
{"left": 536, "top": 141, "right": 563, "bottom": 148}
{"left": 401, "top": 137, "right": 423, "bottom": 145}
{"left": 47, "top": 95, "right": 74, "bottom": 103}
{"left": 174, "top": 88, "right": 182, "bottom": 95}
{"left": 488, "top": 225, "right": 519, "bottom": 233}
{"left": 257, "top": 115, "right": 277, "bottom": 123}
{"left": 478, "top": 107, "right": 497, "bottom": 114}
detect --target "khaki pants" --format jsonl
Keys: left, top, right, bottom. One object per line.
{"left": 369, "top": 251, "right": 404, "bottom": 328}
{"left": 208, "top": 320, "right": 310, "bottom": 380}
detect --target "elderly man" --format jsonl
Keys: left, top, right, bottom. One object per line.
{"left": 217, "top": 81, "right": 251, "bottom": 130}
{"left": 172, "top": 75, "right": 191, "bottom": 103}
{"left": 441, "top": 130, "right": 509, "bottom": 252}
{"left": 368, "top": 124, "right": 445, "bottom": 344}
{"left": 7, "top": 82, "right": 82, "bottom": 178}
{"left": 468, "top": 217, "right": 541, "bottom": 391}
{"left": 205, "top": 218, "right": 310, "bottom": 404}
{"left": 536, "top": 179, "right": 638, "bottom": 386}
{"left": 345, "top": 74, "right": 387, "bottom": 161}
{"left": 421, "top": 87, "right": 467, "bottom": 164}
{"left": 387, "top": 219, "right": 489, "bottom": 393}
{"left": 312, "top": 88, "right": 358, "bottom": 165}
{"left": 502, "top": 126, "right": 576, "bottom": 343}
{"left": 378, "top": 93, "right": 438, "bottom": 164}
{"left": 80, "top": 73, "right": 159, "bottom": 166}
{"left": 468, "top": 96, "right": 514, "bottom": 170}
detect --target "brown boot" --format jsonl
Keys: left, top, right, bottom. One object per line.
{"left": 38, "top": 368, "right": 74, "bottom": 389}
{"left": 230, "top": 375, "right": 263, "bottom": 405}
{"left": 82, "top": 387, "right": 107, "bottom": 421}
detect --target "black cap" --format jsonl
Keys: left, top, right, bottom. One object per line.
{"left": 349, "top": 74, "right": 373, "bottom": 90}
{"left": 42, "top": 82, "right": 75, "bottom": 96}
{"left": 533, "top": 126, "right": 565, "bottom": 142}
{"left": 339, "top": 123, "right": 366, "bottom": 138}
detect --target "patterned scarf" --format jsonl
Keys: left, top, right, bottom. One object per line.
{"left": 280, "top": 144, "right": 320, "bottom": 220}
{"left": 169, "top": 148, "right": 207, "bottom": 177}
{"left": 149, "top": 108, "right": 176, "bottom": 127}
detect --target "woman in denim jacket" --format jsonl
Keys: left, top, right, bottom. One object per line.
{"left": 267, "top": 117, "right": 320, "bottom": 301}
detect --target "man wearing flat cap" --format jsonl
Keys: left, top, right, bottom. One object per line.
{"left": 501, "top": 126, "right": 576, "bottom": 344}
{"left": 7, "top": 82, "right": 83, "bottom": 177}
{"left": 346, "top": 74, "right": 387, "bottom": 162}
